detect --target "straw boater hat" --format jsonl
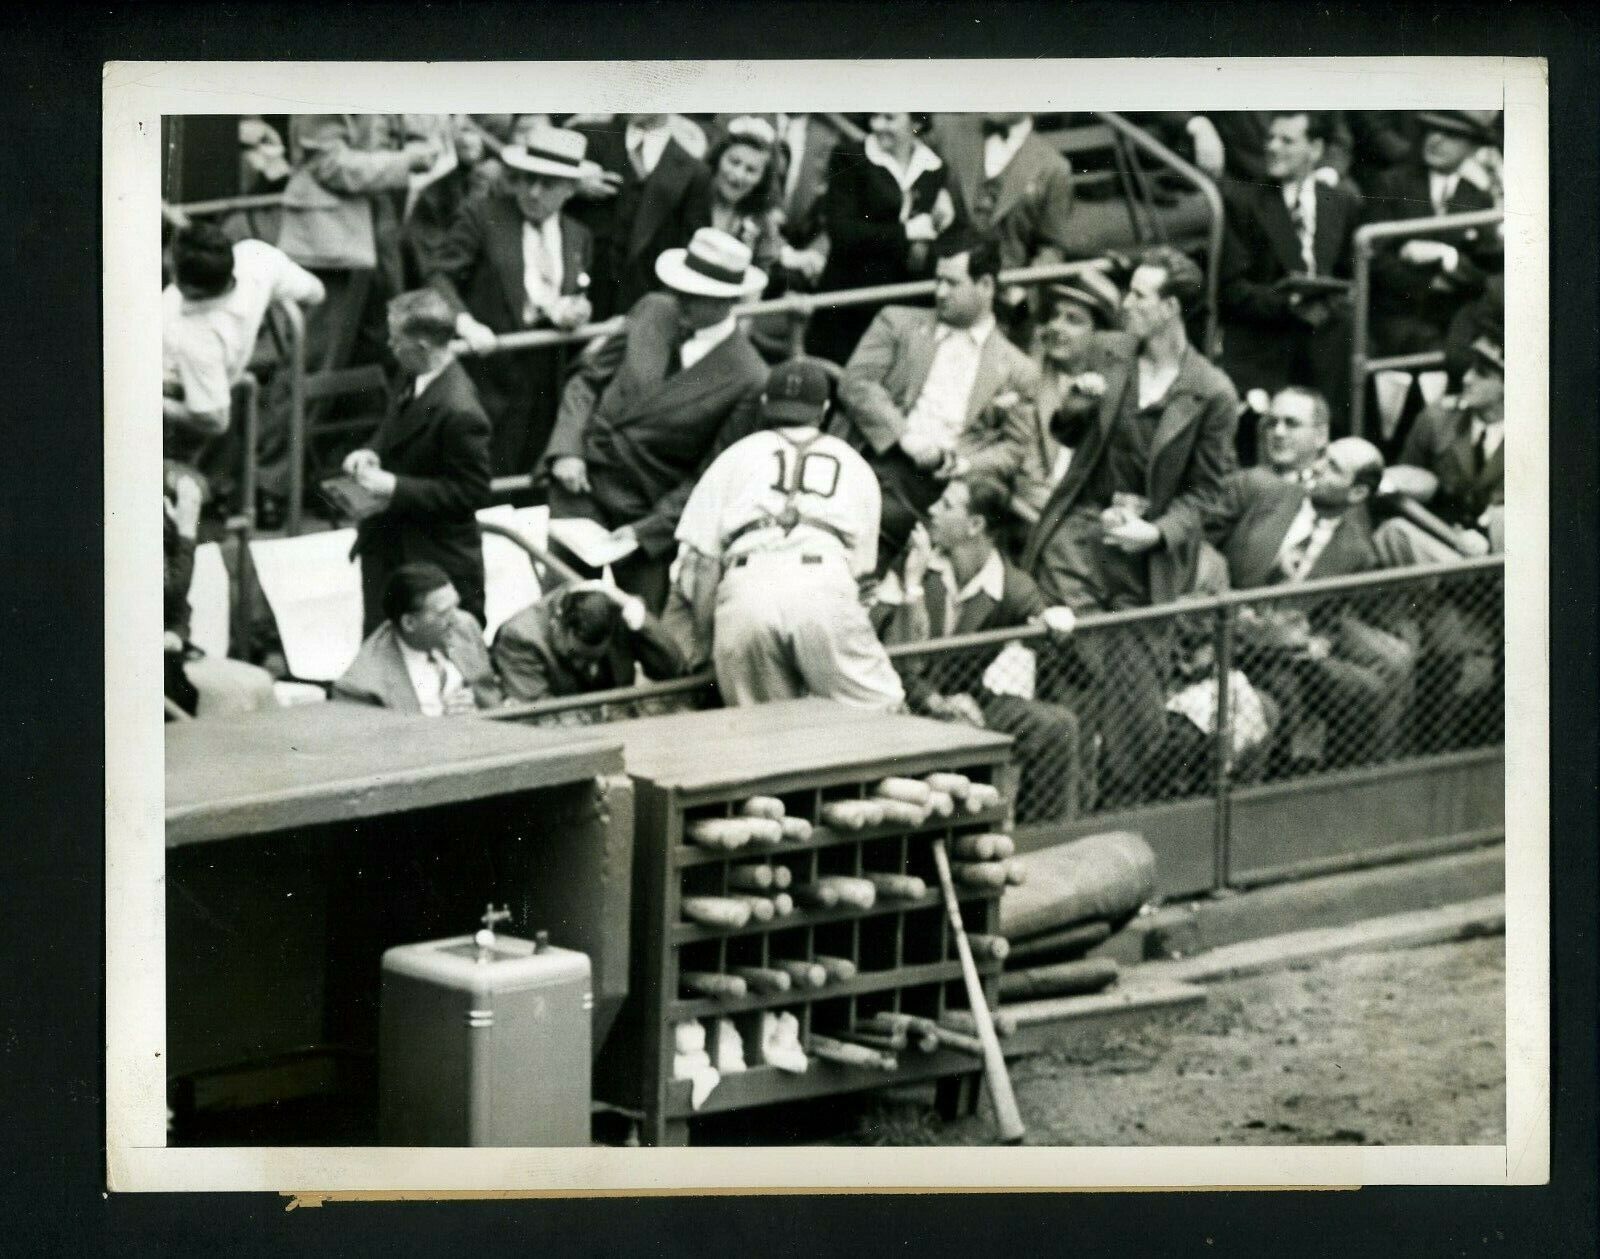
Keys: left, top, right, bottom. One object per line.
{"left": 501, "top": 127, "right": 592, "bottom": 181}
{"left": 655, "top": 226, "right": 767, "bottom": 298}
{"left": 1468, "top": 335, "right": 1504, "bottom": 375}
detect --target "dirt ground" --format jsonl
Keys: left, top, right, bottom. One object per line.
{"left": 833, "top": 934, "right": 1506, "bottom": 1147}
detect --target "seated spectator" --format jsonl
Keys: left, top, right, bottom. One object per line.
{"left": 1374, "top": 334, "right": 1504, "bottom": 565}
{"left": 492, "top": 580, "right": 685, "bottom": 706}
{"left": 1258, "top": 385, "right": 1331, "bottom": 485}
{"left": 163, "top": 465, "right": 276, "bottom": 719}
{"left": 807, "top": 112, "right": 955, "bottom": 367}
{"left": 162, "top": 221, "right": 325, "bottom": 517}
{"left": 873, "top": 477, "right": 1077, "bottom": 820}
{"left": 1205, "top": 438, "right": 1416, "bottom": 770}
{"left": 544, "top": 227, "right": 770, "bottom": 612}
{"left": 344, "top": 289, "right": 493, "bottom": 636}
{"left": 276, "top": 114, "right": 442, "bottom": 374}
{"left": 1019, "top": 245, "right": 1238, "bottom": 805}
{"left": 832, "top": 228, "right": 1039, "bottom": 565}
{"left": 565, "top": 113, "right": 713, "bottom": 319}
{"left": 1219, "top": 111, "right": 1362, "bottom": 444}
{"left": 333, "top": 563, "right": 502, "bottom": 714}
{"left": 927, "top": 113, "right": 1076, "bottom": 340}
{"left": 1011, "top": 271, "right": 1123, "bottom": 532}
{"left": 1363, "top": 110, "right": 1502, "bottom": 359}
{"left": 669, "top": 358, "right": 903, "bottom": 710}
{"left": 431, "top": 125, "right": 596, "bottom": 477}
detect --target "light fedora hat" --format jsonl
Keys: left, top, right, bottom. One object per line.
{"left": 655, "top": 226, "right": 767, "bottom": 298}
{"left": 502, "top": 127, "right": 590, "bottom": 180}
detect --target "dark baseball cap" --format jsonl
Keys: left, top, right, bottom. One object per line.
{"left": 761, "top": 357, "right": 833, "bottom": 425}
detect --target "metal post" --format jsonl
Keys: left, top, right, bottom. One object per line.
{"left": 1211, "top": 604, "right": 1236, "bottom": 892}
{"left": 1349, "top": 230, "right": 1373, "bottom": 440}
{"left": 281, "top": 301, "right": 308, "bottom": 536}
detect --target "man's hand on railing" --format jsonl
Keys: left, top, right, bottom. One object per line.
{"left": 548, "top": 294, "right": 593, "bottom": 332}
{"left": 1399, "top": 239, "right": 1461, "bottom": 273}
{"left": 1455, "top": 528, "right": 1491, "bottom": 559}
{"left": 455, "top": 313, "right": 499, "bottom": 355}
{"left": 1034, "top": 606, "right": 1077, "bottom": 641}
{"left": 550, "top": 456, "right": 591, "bottom": 496}
{"left": 1479, "top": 505, "right": 1504, "bottom": 553}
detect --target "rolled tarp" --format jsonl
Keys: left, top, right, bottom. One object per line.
{"left": 999, "top": 830, "right": 1156, "bottom": 941}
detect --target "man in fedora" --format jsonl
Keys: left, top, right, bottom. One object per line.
{"left": 543, "top": 226, "right": 769, "bottom": 611}
{"left": 1374, "top": 334, "right": 1505, "bottom": 565}
{"left": 429, "top": 125, "right": 596, "bottom": 477}
{"left": 1362, "top": 110, "right": 1502, "bottom": 358}
{"left": 1010, "top": 269, "right": 1123, "bottom": 534}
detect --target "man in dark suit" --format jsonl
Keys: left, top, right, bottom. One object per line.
{"left": 1219, "top": 111, "right": 1363, "bottom": 444}
{"left": 1020, "top": 246, "right": 1238, "bottom": 805}
{"left": 834, "top": 229, "right": 1040, "bottom": 564}
{"left": 543, "top": 227, "right": 769, "bottom": 612}
{"left": 430, "top": 127, "right": 596, "bottom": 478}
{"left": 1363, "top": 110, "right": 1502, "bottom": 358}
{"left": 343, "top": 289, "right": 493, "bottom": 635}
{"left": 1205, "top": 437, "right": 1417, "bottom": 770}
{"left": 492, "top": 579, "right": 686, "bottom": 707}
{"left": 872, "top": 476, "right": 1080, "bottom": 823}
{"left": 565, "top": 113, "right": 713, "bottom": 319}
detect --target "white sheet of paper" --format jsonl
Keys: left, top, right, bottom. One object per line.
{"left": 548, "top": 515, "right": 639, "bottom": 568}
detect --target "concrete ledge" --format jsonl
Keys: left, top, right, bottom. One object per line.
{"left": 1088, "top": 842, "right": 1504, "bottom": 965}
{"left": 1145, "top": 894, "right": 1505, "bottom": 986}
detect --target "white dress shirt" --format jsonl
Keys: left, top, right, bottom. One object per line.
{"left": 1274, "top": 497, "right": 1343, "bottom": 582}
{"left": 982, "top": 117, "right": 1033, "bottom": 181}
{"left": 625, "top": 120, "right": 671, "bottom": 179}
{"left": 520, "top": 214, "right": 565, "bottom": 324}
{"left": 397, "top": 638, "right": 467, "bottom": 717}
{"left": 679, "top": 313, "right": 739, "bottom": 371}
{"left": 1428, "top": 170, "right": 1461, "bottom": 216}
{"left": 1471, "top": 415, "right": 1504, "bottom": 459}
{"left": 409, "top": 359, "right": 450, "bottom": 402}
{"left": 902, "top": 315, "right": 996, "bottom": 451}
{"left": 780, "top": 113, "right": 809, "bottom": 207}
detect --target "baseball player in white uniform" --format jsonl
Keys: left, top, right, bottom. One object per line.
{"left": 671, "top": 358, "right": 905, "bottom": 709}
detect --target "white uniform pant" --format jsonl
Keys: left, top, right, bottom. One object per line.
{"left": 713, "top": 548, "right": 904, "bottom": 710}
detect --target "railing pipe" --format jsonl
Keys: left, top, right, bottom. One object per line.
{"left": 1348, "top": 209, "right": 1503, "bottom": 439}
{"left": 279, "top": 301, "right": 309, "bottom": 536}
{"left": 1212, "top": 605, "right": 1236, "bottom": 891}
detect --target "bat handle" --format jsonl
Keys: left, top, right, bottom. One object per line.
{"left": 931, "top": 837, "right": 1025, "bottom": 1145}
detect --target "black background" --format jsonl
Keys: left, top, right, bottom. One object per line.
{"left": 2, "top": 1, "right": 1594, "bottom": 1253}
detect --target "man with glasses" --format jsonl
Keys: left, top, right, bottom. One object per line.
{"left": 342, "top": 289, "right": 493, "bottom": 635}
{"left": 1258, "top": 386, "right": 1331, "bottom": 485}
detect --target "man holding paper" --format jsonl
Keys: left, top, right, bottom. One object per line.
{"left": 1219, "top": 110, "right": 1362, "bottom": 446}
{"left": 542, "top": 227, "right": 769, "bottom": 611}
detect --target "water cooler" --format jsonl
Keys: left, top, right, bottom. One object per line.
{"left": 379, "top": 907, "right": 592, "bottom": 1146}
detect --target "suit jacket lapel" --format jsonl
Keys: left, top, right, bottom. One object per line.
{"left": 988, "top": 136, "right": 1048, "bottom": 230}
{"left": 381, "top": 365, "right": 452, "bottom": 455}
{"left": 1306, "top": 513, "right": 1364, "bottom": 580}
{"left": 1311, "top": 184, "right": 1346, "bottom": 274}
{"left": 487, "top": 197, "right": 530, "bottom": 325}
{"left": 559, "top": 214, "right": 587, "bottom": 295}
{"left": 1253, "top": 490, "right": 1307, "bottom": 585}
{"left": 946, "top": 123, "right": 987, "bottom": 217}
{"left": 1259, "top": 187, "right": 1307, "bottom": 275}
{"left": 899, "top": 312, "right": 941, "bottom": 410}
{"left": 964, "top": 331, "right": 1006, "bottom": 425}
{"left": 629, "top": 139, "right": 693, "bottom": 258}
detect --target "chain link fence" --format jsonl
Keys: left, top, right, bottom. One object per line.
{"left": 490, "top": 559, "right": 1504, "bottom": 837}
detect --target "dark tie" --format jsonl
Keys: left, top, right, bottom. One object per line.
{"left": 981, "top": 120, "right": 1011, "bottom": 139}
{"left": 1472, "top": 427, "right": 1489, "bottom": 475}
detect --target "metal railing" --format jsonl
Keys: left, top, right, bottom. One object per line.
{"left": 1348, "top": 209, "right": 1504, "bottom": 438}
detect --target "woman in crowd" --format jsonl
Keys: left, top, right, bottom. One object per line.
{"left": 697, "top": 116, "right": 786, "bottom": 279}
{"left": 806, "top": 111, "right": 955, "bottom": 366}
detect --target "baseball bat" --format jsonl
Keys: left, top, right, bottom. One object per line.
{"left": 864, "top": 872, "right": 928, "bottom": 901}
{"left": 779, "top": 816, "right": 814, "bottom": 842}
{"left": 967, "top": 933, "right": 1011, "bottom": 962}
{"left": 874, "top": 776, "right": 933, "bottom": 807}
{"left": 732, "top": 965, "right": 792, "bottom": 994}
{"left": 816, "top": 876, "right": 877, "bottom": 909}
{"left": 808, "top": 1034, "right": 897, "bottom": 1071}
{"left": 813, "top": 955, "right": 858, "bottom": 982}
{"left": 932, "top": 837, "right": 1025, "bottom": 1144}
{"left": 730, "top": 893, "right": 776, "bottom": 923}
{"left": 770, "top": 863, "right": 795, "bottom": 889}
{"left": 774, "top": 959, "right": 829, "bottom": 989}
{"left": 727, "top": 864, "right": 774, "bottom": 892}
{"left": 741, "top": 795, "right": 787, "bottom": 820}
{"left": 923, "top": 771, "right": 972, "bottom": 800}
{"left": 681, "top": 896, "right": 752, "bottom": 930}
{"left": 680, "top": 971, "right": 748, "bottom": 999}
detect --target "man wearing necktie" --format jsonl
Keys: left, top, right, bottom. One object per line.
{"left": 543, "top": 228, "right": 770, "bottom": 612}
{"left": 1363, "top": 110, "right": 1502, "bottom": 359}
{"left": 334, "top": 562, "right": 504, "bottom": 714}
{"left": 343, "top": 289, "right": 492, "bottom": 636}
{"left": 1219, "top": 110, "right": 1363, "bottom": 451}
{"left": 430, "top": 127, "right": 596, "bottom": 478}
{"left": 1374, "top": 334, "right": 1505, "bottom": 565}
{"left": 1205, "top": 436, "right": 1416, "bottom": 769}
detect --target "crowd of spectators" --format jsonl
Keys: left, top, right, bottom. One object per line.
{"left": 160, "top": 109, "right": 1506, "bottom": 805}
